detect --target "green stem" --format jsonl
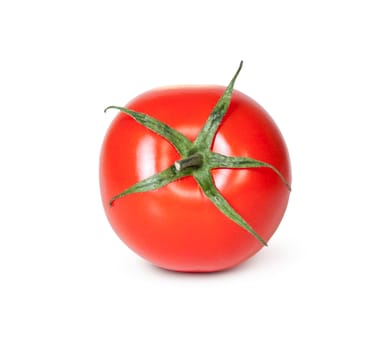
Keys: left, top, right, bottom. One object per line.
{"left": 174, "top": 153, "right": 203, "bottom": 171}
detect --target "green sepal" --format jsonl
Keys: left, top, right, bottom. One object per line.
{"left": 109, "top": 165, "right": 193, "bottom": 206}
{"left": 193, "top": 169, "right": 267, "bottom": 246}
{"left": 208, "top": 152, "right": 291, "bottom": 191}
{"left": 194, "top": 61, "right": 243, "bottom": 149}
{"left": 104, "top": 106, "right": 192, "bottom": 156}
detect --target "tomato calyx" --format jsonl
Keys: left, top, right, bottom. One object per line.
{"left": 104, "top": 61, "right": 291, "bottom": 246}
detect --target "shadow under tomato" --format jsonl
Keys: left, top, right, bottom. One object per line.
{"left": 140, "top": 243, "right": 290, "bottom": 278}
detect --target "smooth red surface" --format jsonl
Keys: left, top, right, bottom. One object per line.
{"left": 100, "top": 86, "right": 291, "bottom": 272}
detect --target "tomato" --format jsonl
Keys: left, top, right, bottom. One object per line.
{"left": 100, "top": 63, "right": 291, "bottom": 272}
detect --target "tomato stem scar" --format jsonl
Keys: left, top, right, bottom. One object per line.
{"left": 174, "top": 153, "right": 203, "bottom": 171}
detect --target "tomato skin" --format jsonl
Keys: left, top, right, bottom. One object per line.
{"left": 100, "top": 86, "right": 291, "bottom": 272}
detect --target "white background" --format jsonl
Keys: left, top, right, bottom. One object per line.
{"left": 1, "top": 0, "right": 378, "bottom": 349}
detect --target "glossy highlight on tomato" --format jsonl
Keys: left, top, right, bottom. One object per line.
{"left": 100, "top": 63, "right": 291, "bottom": 272}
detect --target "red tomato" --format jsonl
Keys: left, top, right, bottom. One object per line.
{"left": 100, "top": 84, "right": 291, "bottom": 272}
